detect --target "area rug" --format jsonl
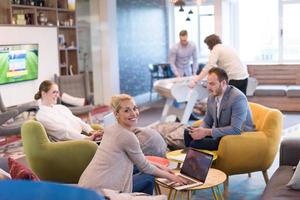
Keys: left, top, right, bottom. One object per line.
{"left": 0, "top": 136, "right": 24, "bottom": 159}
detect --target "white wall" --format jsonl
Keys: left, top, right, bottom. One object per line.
{"left": 0, "top": 26, "right": 59, "bottom": 107}
{"left": 90, "top": 0, "right": 120, "bottom": 105}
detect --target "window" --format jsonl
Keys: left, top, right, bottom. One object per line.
{"left": 173, "top": 1, "right": 215, "bottom": 59}
{"left": 281, "top": 1, "right": 300, "bottom": 61}
{"left": 237, "top": 0, "right": 300, "bottom": 63}
{"left": 238, "top": 0, "right": 279, "bottom": 62}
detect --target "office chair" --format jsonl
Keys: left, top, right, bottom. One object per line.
{"left": 148, "top": 63, "right": 173, "bottom": 101}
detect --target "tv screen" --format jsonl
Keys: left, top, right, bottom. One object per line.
{"left": 0, "top": 44, "right": 38, "bottom": 85}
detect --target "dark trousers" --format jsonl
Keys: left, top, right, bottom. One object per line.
{"left": 184, "top": 129, "right": 220, "bottom": 150}
{"left": 132, "top": 166, "right": 154, "bottom": 195}
{"left": 229, "top": 78, "right": 248, "bottom": 95}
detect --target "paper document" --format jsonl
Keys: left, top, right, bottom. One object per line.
{"left": 167, "top": 154, "right": 186, "bottom": 162}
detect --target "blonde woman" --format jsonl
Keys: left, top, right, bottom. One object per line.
{"left": 79, "top": 94, "right": 185, "bottom": 194}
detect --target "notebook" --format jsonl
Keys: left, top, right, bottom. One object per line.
{"left": 156, "top": 148, "right": 213, "bottom": 190}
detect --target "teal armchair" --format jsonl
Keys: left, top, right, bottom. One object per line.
{"left": 21, "top": 120, "right": 98, "bottom": 183}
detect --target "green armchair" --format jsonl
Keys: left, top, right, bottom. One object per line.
{"left": 21, "top": 120, "right": 98, "bottom": 183}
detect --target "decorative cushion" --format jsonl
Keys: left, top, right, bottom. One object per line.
{"left": 287, "top": 160, "right": 300, "bottom": 190}
{"left": 287, "top": 85, "right": 300, "bottom": 97}
{"left": 0, "top": 168, "right": 11, "bottom": 180}
{"left": 8, "top": 157, "right": 40, "bottom": 181}
{"left": 133, "top": 127, "right": 167, "bottom": 157}
{"left": 254, "top": 85, "right": 287, "bottom": 96}
{"left": 151, "top": 122, "right": 186, "bottom": 150}
{"left": 145, "top": 156, "right": 169, "bottom": 167}
{"left": 61, "top": 93, "right": 85, "bottom": 106}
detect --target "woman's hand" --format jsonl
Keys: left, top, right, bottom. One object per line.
{"left": 168, "top": 174, "right": 187, "bottom": 185}
{"left": 89, "top": 130, "right": 103, "bottom": 136}
{"left": 86, "top": 130, "right": 103, "bottom": 141}
{"left": 154, "top": 163, "right": 174, "bottom": 174}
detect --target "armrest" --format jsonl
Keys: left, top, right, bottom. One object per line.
{"left": 15, "top": 101, "right": 39, "bottom": 114}
{"left": 214, "top": 131, "right": 271, "bottom": 174}
{"left": 0, "top": 109, "right": 19, "bottom": 125}
{"left": 280, "top": 136, "right": 300, "bottom": 166}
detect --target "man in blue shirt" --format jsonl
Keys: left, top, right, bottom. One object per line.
{"left": 169, "top": 30, "right": 198, "bottom": 77}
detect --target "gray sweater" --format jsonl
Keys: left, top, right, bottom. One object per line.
{"left": 78, "top": 123, "right": 156, "bottom": 193}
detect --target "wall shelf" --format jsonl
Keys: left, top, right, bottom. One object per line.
{"left": 0, "top": 0, "right": 78, "bottom": 75}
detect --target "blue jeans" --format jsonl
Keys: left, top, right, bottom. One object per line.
{"left": 132, "top": 166, "right": 154, "bottom": 195}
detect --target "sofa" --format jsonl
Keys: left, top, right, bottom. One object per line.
{"left": 247, "top": 64, "right": 300, "bottom": 111}
{"left": 261, "top": 136, "right": 300, "bottom": 199}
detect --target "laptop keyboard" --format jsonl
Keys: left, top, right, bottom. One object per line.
{"left": 178, "top": 174, "right": 197, "bottom": 185}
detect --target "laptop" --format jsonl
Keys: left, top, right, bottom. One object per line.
{"left": 156, "top": 148, "right": 213, "bottom": 190}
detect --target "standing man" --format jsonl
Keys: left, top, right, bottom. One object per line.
{"left": 169, "top": 30, "right": 198, "bottom": 77}
{"left": 184, "top": 67, "right": 255, "bottom": 150}
{"left": 189, "top": 34, "right": 249, "bottom": 95}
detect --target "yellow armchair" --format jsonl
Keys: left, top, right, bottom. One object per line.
{"left": 193, "top": 102, "right": 283, "bottom": 195}
{"left": 21, "top": 120, "right": 98, "bottom": 183}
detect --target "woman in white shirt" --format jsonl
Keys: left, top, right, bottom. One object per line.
{"left": 190, "top": 34, "right": 249, "bottom": 95}
{"left": 34, "top": 80, "right": 102, "bottom": 141}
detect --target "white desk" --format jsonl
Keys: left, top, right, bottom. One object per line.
{"left": 154, "top": 76, "right": 208, "bottom": 124}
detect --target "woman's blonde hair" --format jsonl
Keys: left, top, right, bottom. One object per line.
{"left": 110, "top": 94, "right": 133, "bottom": 113}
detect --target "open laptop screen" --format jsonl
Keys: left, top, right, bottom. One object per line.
{"left": 180, "top": 148, "right": 213, "bottom": 183}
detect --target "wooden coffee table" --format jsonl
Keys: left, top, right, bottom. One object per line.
{"left": 155, "top": 168, "right": 226, "bottom": 200}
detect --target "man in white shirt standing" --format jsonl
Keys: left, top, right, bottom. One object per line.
{"left": 169, "top": 30, "right": 198, "bottom": 77}
{"left": 189, "top": 34, "right": 249, "bottom": 95}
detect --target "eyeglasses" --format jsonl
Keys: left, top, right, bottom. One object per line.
{"left": 52, "top": 90, "right": 60, "bottom": 94}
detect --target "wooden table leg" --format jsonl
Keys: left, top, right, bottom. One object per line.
{"left": 168, "top": 189, "right": 173, "bottom": 200}
{"left": 154, "top": 183, "right": 161, "bottom": 195}
{"left": 172, "top": 190, "right": 178, "bottom": 200}
{"left": 217, "top": 185, "right": 224, "bottom": 200}
{"left": 212, "top": 187, "right": 219, "bottom": 200}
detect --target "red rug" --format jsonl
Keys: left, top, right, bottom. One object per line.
{"left": 0, "top": 135, "right": 21, "bottom": 146}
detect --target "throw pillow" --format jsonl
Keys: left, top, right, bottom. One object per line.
{"left": 0, "top": 168, "right": 11, "bottom": 180}
{"left": 61, "top": 93, "right": 85, "bottom": 106}
{"left": 8, "top": 157, "right": 40, "bottom": 181}
{"left": 151, "top": 122, "right": 186, "bottom": 150}
{"left": 287, "top": 160, "right": 300, "bottom": 190}
{"left": 133, "top": 127, "right": 167, "bottom": 157}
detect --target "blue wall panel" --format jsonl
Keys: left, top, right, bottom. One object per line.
{"left": 117, "top": 0, "right": 169, "bottom": 96}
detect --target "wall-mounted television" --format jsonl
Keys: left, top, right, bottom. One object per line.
{"left": 0, "top": 44, "right": 38, "bottom": 85}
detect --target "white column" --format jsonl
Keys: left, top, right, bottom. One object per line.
{"left": 90, "top": 0, "right": 120, "bottom": 105}
{"left": 214, "top": 0, "right": 222, "bottom": 37}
